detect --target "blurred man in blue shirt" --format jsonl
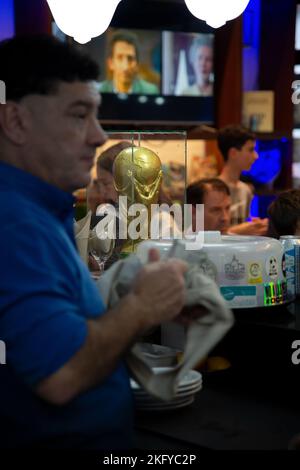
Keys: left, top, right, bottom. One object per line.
{"left": 0, "top": 35, "right": 187, "bottom": 450}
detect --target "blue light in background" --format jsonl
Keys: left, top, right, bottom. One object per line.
{"left": 243, "top": 139, "right": 287, "bottom": 219}
{"left": 249, "top": 194, "right": 259, "bottom": 218}
{"left": 249, "top": 193, "right": 276, "bottom": 219}
{"left": 243, "top": 140, "right": 284, "bottom": 185}
{"left": 243, "top": 0, "right": 261, "bottom": 91}
{"left": 0, "top": 0, "right": 15, "bottom": 41}
{"left": 243, "top": 147, "right": 281, "bottom": 185}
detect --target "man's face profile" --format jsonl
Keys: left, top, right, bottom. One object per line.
{"left": 15, "top": 81, "right": 106, "bottom": 192}
{"left": 234, "top": 139, "right": 258, "bottom": 172}
{"left": 96, "top": 168, "right": 118, "bottom": 204}
{"left": 194, "top": 45, "right": 213, "bottom": 86}
{"left": 108, "top": 41, "right": 138, "bottom": 92}
{"left": 203, "top": 189, "right": 231, "bottom": 233}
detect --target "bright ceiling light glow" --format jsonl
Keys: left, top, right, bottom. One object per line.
{"left": 46, "top": 0, "right": 122, "bottom": 44}
{"left": 184, "top": 0, "right": 250, "bottom": 29}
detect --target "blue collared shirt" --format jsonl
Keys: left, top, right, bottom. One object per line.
{"left": 0, "top": 162, "right": 133, "bottom": 449}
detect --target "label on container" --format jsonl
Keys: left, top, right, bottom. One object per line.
{"left": 265, "top": 256, "right": 279, "bottom": 279}
{"left": 285, "top": 248, "right": 295, "bottom": 298}
{"left": 198, "top": 257, "right": 218, "bottom": 282}
{"left": 224, "top": 255, "right": 246, "bottom": 281}
{"left": 295, "top": 246, "right": 300, "bottom": 295}
{"left": 248, "top": 261, "right": 263, "bottom": 284}
{"left": 220, "top": 286, "right": 257, "bottom": 308}
{"left": 263, "top": 280, "right": 288, "bottom": 306}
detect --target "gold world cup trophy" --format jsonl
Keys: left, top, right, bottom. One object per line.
{"left": 113, "top": 146, "right": 163, "bottom": 254}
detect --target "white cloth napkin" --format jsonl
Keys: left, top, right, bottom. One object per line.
{"left": 97, "top": 239, "right": 234, "bottom": 401}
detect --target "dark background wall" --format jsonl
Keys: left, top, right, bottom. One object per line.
{"left": 11, "top": 0, "right": 297, "bottom": 133}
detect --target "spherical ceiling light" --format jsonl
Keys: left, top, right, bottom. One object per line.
{"left": 184, "top": 0, "right": 250, "bottom": 29}
{"left": 46, "top": 0, "right": 123, "bottom": 44}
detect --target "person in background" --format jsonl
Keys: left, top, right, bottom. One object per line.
{"left": 88, "top": 141, "right": 182, "bottom": 238}
{"left": 186, "top": 178, "right": 269, "bottom": 236}
{"left": 267, "top": 189, "right": 300, "bottom": 238}
{"left": 182, "top": 35, "right": 214, "bottom": 97}
{"left": 86, "top": 141, "right": 132, "bottom": 214}
{"left": 87, "top": 141, "right": 134, "bottom": 270}
{"left": 0, "top": 34, "right": 187, "bottom": 450}
{"left": 96, "top": 141, "right": 132, "bottom": 205}
{"left": 85, "top": 180, "right": 105, "bottom": 214}
{"left": 98, "top": 31, "right": 159, "bottom": 95}
{"left": 218, "top": 125, "right": 268, "bottom": 235}
{"left": 187, "top": 178, "right": 231, "bottom": 234}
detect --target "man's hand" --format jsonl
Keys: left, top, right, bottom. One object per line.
{"left": 35, "top": 248, "right": 188, "bottom": 405}
{"left": 175, "top": 305, "right": 208, "bottom": 326}
{"left": 131, "top": 248, "right": 188, "bottom": 330}
{"left": 229, "top": 217, "right": 269, "bottom": 236}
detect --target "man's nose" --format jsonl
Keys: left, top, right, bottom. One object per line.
{"left": 222, "top": 210, "right": 230, "bottom": 222}
{"left": 88, "top": 119, "right": 107, "bottom": 148}
{"left": 121, "top": 57, "right": 130, "bottom": 69}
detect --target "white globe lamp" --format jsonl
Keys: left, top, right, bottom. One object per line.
{"left": 46, "top": 0, "right": 123, "bottom": 44}
{"left": 184, "top": 0, "right": 250, "bottom": 29}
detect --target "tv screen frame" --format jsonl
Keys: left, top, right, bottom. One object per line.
{"left": 73, "top": 0, "right": 216, "bottom": 126}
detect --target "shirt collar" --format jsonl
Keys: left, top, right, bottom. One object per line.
{"left": 0, "top": 161, "right": 76, "bottom": 221}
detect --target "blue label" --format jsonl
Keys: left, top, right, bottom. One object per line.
{"left": 220, "top": 286, "right": 256, "bottom": 301}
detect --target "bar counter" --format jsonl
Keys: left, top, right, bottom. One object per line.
{"left": 134, "top": 300, "right": 300, "bottom": 450}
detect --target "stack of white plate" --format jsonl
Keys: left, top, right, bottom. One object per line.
{"left": 130, "top": 368, "right": 202, "bottom": 411}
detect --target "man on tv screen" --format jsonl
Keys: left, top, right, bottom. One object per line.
{"left": 99, "top": 30, "right": 159, "bottom": 95}
{"left": 181, "top": 35, "right": 214, "bottom": 97}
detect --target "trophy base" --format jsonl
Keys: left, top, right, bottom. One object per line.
{"left": 120, "top": 238, "right": 144, "bottom": 255}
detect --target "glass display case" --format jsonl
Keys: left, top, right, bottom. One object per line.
{"left": 83, "top": 130, "right": 187, "bottom": 266}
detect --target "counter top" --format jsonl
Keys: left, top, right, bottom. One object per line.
{"left": 135, "top": 381, "right": 300, "bottom": 450}
{"left": 135, "top": 300, "right": 300, "bottom": 450}
{"left": 232, "top": 299, "right": 300, "bottom": 331}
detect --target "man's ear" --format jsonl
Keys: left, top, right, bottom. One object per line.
{"left": 0, "top": 101, "right": 30, "bottom": 145}
{"left": 227, "top": 146, "right": 239, "bottom": 161}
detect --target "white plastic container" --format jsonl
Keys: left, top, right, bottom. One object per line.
{"left": 136, "top": 232, "right": 288, "bottom": 309}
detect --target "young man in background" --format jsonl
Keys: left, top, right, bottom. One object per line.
{"left": 218, "top": 125, "right": 268, "bottom": 235}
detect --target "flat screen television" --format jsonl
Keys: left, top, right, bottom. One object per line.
{"left": 75, "top": 26, "right": 214, "bottom": 126}
{"left": 71, "top": 0, "right": 216, "bottom": 127}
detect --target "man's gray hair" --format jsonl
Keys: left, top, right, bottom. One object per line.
{"left": 189, "top": 34, "right": 213, "bottom": 65}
